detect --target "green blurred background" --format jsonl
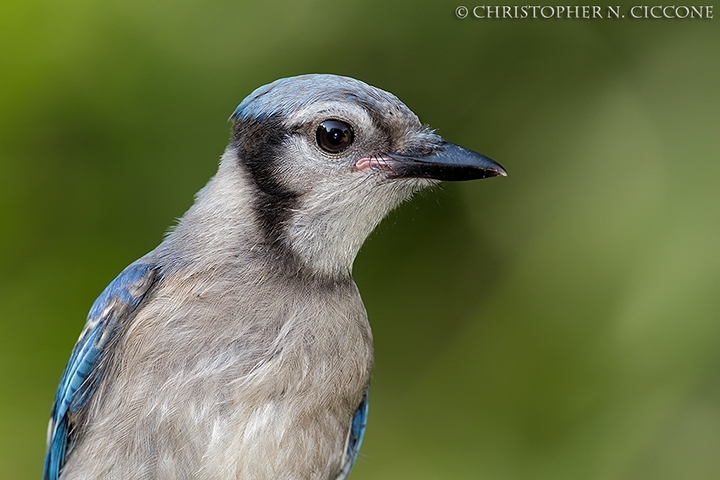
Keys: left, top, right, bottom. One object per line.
{"left": 2, "top": 0, "right": 719, "bottom": 478}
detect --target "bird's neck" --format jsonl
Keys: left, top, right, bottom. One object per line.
{"left": 282, "top": 183, "right": 393, "bottom": 279}
{"left": 161, "top": 152, "right": 384, "bottom": 282}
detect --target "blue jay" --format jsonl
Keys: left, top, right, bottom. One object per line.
{"left": 44, "top": 74, "right": 506, "bottom": 479}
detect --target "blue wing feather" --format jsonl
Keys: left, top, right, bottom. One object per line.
{"left": 337, "top": 388, "right": 369, "bottom": 480}
{"left": 43, "top": 262, "right": 158, "bottom": 480}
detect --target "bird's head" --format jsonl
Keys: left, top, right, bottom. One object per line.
{"left": 222, "top": 74, "right": 505, "bottom": 279}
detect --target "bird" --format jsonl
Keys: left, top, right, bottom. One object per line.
{"left": 43, "top": 74, "right": 506, "bottom": 480}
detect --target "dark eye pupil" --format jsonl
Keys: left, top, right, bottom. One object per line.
{"left": 328, "top": 129, "right": 344, "bottom": 145}
{"left": 317, "top": 120, "right": 353, "bottom": 153}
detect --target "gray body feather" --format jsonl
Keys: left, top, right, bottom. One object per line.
{"left": 61, "top": 153, "right": 374, "bottom": 479}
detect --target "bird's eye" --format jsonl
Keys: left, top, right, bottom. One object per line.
{"left": 316, "top": 120, "right": 354, "bottom": 154}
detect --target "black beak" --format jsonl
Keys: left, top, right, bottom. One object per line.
{"left": 387, "top": 142, "right": 506, "bottom": 181}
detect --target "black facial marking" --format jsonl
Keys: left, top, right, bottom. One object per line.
{"left": 230, "top": 114, "right": 356, "bottom": 286}
{"left": 231, "top": 115, "right": 299, "bottom": 248}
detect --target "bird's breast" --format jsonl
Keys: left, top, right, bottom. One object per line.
{"left": 191, "top": 275, "right": 374, "bottom": 478}
{"left": 134, "top": 269, "right": 372, "bottom": 478}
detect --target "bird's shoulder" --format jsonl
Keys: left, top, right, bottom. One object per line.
{"left": 337, "top": 388, "right": 370, "bottom": 480}
{"left": 43, "top": 261, "right": 160, "bottom": 480}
